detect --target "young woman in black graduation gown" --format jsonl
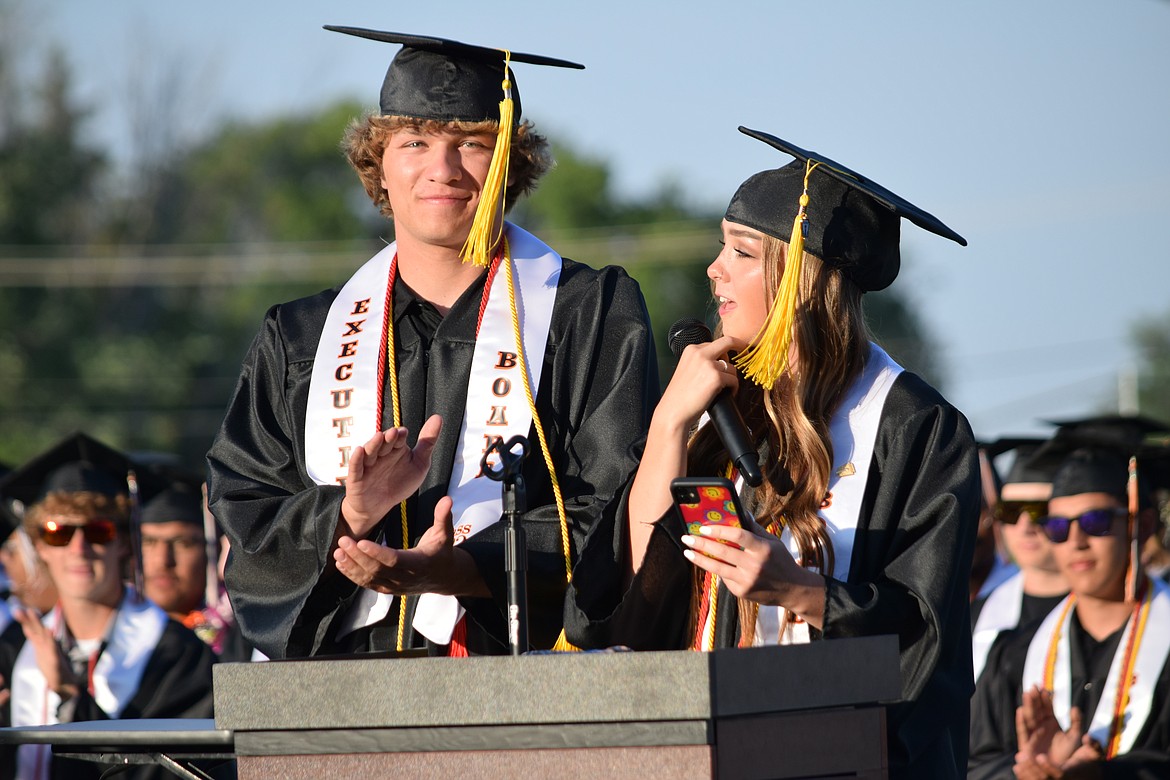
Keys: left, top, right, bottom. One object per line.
{"left": 566, "top": 128, "right": 981, "bottom": 779}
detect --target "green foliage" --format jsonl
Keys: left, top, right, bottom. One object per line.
{"left": 0, "top": 47, "right": 105, "bottom": 245}
{"left": 1133, "top": 307, "right": 1170, "bottom": 423}
{"left": 865, "top": 286, "right": 946, "bottom": 389}
{"left": 132, "top": 101, "right": 373, "bottom": 244}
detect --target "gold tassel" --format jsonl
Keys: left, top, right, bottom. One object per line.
{"left": 733, "top": 160, "right": 819, "bottom": 387}
{"left": 551, "top": 630, "right": 580, "bottom": 652}
{"left": 1126, "top": 455, "right": 1140, "bottom": 603}
{"left": 461, "top": 51, "right": 514, "bottom": 267}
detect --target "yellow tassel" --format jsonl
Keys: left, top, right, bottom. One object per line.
{"left": 733, "top": 161, "right": 820, "bottom": 387}
{"left": 461, "top": 52, "right": 514, "bottom": 267}
{"left": 551, "top": 630, "right": 580, "bottom": 652}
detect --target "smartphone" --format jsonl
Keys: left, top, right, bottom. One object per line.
{"left": 670, "top": 477, "right": 746, "bottom": 545}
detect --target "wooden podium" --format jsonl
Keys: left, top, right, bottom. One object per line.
{"left": 214, "top": 634, "right": 899, "bottom": 780}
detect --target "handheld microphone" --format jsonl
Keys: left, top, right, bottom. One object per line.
{"left": 667, "top": 318, "right": 763, "bottom": 487}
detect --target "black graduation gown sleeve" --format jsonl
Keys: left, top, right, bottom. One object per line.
{"left": 969, "top": 622, "right": 1170, "bottom": 780}
{"left": 208, "top": 258, "right": 658, "bottom": 658}
{"left": 206, "top": 286, "right": 352, "bottom": 659}
{"left": 564, "top": 481, "right": 694, "bottom": 651}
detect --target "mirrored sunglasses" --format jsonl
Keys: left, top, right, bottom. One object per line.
{"left": 40, "top": 519, "right": 118, "bottom": 547}
{"left": 1037, "top": 508, "right": 1127, "bottom": 544}
{"left": 995, "top": 500, "right": 1048, "bottom": 525}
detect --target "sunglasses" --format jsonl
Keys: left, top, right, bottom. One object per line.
{"left": 1037, "top": 508, "right": 1127, "bottom": 544}
{"left": 40, "top": 519, "right": 118, "bottom": 547}
{"left": 995, "top": 501, "right": 1048, "bottom": 525}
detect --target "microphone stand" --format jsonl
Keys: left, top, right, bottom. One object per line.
{"left": 482, "top": 436, "right": 529, "bottom": 656}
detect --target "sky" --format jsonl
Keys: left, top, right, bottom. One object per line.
{"left": 20, "top": 0, "right": 1170, "bottom": 442}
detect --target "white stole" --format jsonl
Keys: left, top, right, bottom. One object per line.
{"left": 307, "top": 224, "right": 561, "bottom": 642}
{"left": 755, "top": 342, "right": 903, "bottom": 647}
{"left": 1021, "top": 578, "right": 1170, "bottom": 754}
{"left": 971, "top": 570, "right": 1024, "bottom": 681}
{"left": 11, "top": 590, "right": 167, "bottom": 780}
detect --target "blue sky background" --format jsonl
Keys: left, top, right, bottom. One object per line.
{"left": 24, "top": 0, "right": 1170, "bottom": 441}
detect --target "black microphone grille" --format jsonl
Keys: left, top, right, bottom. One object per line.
{"left": 667, "top": 317, "right": 713, "bottom": 358}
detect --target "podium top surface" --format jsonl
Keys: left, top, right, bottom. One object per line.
{"left": 215, "top": 634, "right": 900, "bottom": 731}
{"left": 0, "top": 719, "right": 232, "bottom": 749}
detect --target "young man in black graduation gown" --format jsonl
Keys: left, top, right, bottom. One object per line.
{"left": 206, "top": 27, "right": 658, "bottom": 659}
{"left": 0, "top": 433, "right": 216, "bottom": 780}
{"left": 968, "top": 442, "right": 1170, "bottom": 779}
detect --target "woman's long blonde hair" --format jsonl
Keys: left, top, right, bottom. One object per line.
{"left": 688, "top": 234, "right": 871, "bottom": 642}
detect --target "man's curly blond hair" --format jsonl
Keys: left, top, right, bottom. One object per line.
{"left": 343, "top": 115, "right": 553, "bottom": 219}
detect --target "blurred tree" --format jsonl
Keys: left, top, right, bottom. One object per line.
{"left": 1132, "top": 306, "right": 1170, "bottom": 422}
{"left": 866, "top": 284, "right": 946, "bottom": 389}
{"left": 0, "top": 42, "right": 106, "bottom": 244}
{"left": 119, "top": 100, "right": 374, "bottom": 245}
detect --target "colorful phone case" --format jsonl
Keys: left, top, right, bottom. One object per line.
{"left": 672, "top": 481, "right": 743, "bottom": 537}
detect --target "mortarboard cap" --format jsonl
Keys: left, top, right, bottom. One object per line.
{"left": 726, "top": 127, "right": 967, "bottom": 292}
{"left": 1026, "top": 415, "right": 1169, "bottom": 479}
{"left": 1049, "top": 447, "right": 1132, "bottom": 502}
{"left": 139, "top": 480, "right": 204, "bottom": 528}
{"left": 324, "top": 26, "right": 583, "bottom": 269}
{"left": 1042, "top": 414, "right": 1169, "bottom": 454}
{"left": 1138, "top": 441, "right": 1170, "bottom": 499}
{"left": 0, "top": 431, "right": 131, "bottom": 509}
{"left": 1026, "top": 415, "right": 1169, "bottom": 503}
{"left": 323, "top": 26, "right": 583, "bottom": 123}
{"left": 999, "top": 438, "right": 1056, "bottom": 486}
{"left": 725, "top": 127, "right": 966, "bottom": 387}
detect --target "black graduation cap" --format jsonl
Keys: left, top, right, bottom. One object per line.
{"left": 1025, "top": 415, "right": 1170, "bottom": 502}
{"left": 139, "top": 480, "right": 205, "bottom": 528}
{"left": 0, "top": 432, "right": 131, "bottom": 509}
{"left": 998, "top": 438, "right": 1056, "bottom": 487}
{"left": 323, "top": 26, "right": 584, "bottom": 123}
{"left": 1042, "top": 414, "right": 1169, "bottom": 453}
{"left": 0, "top": 432, "right": 132, "bottom": 539}
{"left": 1139, "top": 441, "right": 1170, "bottom": 495}
{"left": 725, "top": 127, "right": 967, "bottom": 293}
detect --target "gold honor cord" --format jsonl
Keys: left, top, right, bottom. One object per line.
{"left": 1042, "top": 581, "right": 1154, "bottom": 758}
{"left": 384, "top": 269, "right": 411, "bottom": 652}
{"left": 501, "top": 242, "right": 578, "bottom": 652}
{"left": 460, "top": 50, "right": 514, "bottom": 268}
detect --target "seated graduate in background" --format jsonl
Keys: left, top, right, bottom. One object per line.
{"left": 137, "top": 474, "right": 253, "bottom": 663}
{"left": 206, "top": 26, "right": 658, "bottom": 659}
{"left": 968, "top": 427, "right": 1170, "bottom": 780}
{"left": 971, "top": 437, "right": 1069, "bottom": 683}
{"left": 0, "top": 433, "right": 215, "bottom": 780}
{"left": 565, "top": 128, "right": 980, "bottom": 779}
{"left": 970, "top": 442, "right": 1016, "bottom": 604}
{"left": 1138, "top": 442, "right": 1170, "bottom": 583}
